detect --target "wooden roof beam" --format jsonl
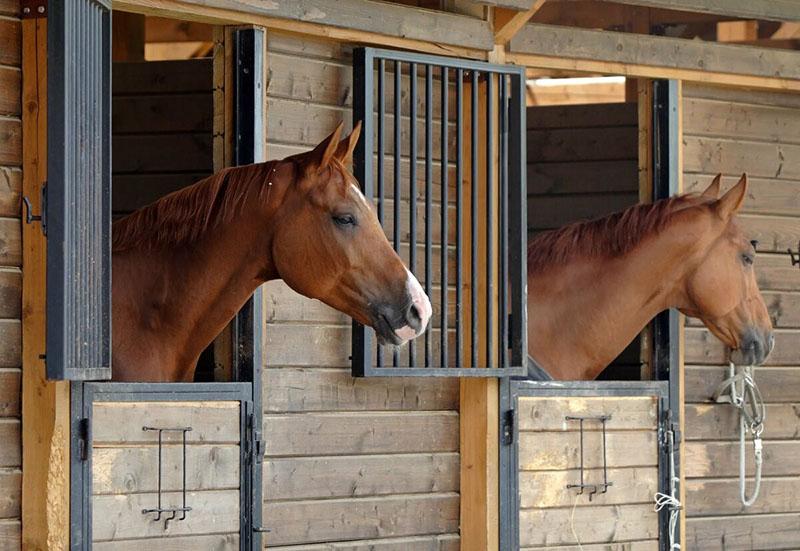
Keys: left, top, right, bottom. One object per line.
{"left": 509, "top": 22, "right": 800, "bottom": 90}
{"left": 494, "top": 0, "right": 547, "bottom": 45}
{"left": 596, "top": 0, "right": 800, "bottom": 23}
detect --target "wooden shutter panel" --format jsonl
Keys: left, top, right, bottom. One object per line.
{"left": 46, "top": 0, "right": 112, "bottom": 380}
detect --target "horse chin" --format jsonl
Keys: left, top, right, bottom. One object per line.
{"left": 729, "top": 346, "right": 768, "bottom": 367}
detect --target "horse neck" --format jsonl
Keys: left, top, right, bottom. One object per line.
{"left": 528, "top": 215, "right": 702, "bottom": 380}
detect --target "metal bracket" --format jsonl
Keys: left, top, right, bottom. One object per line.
{"left": 22, "top": 183, "right": 47, "bottom": 235}
{"left": 21, "top": 0, "right": 47, "bottom": 18}
{"left": 565, "top": 414, "right": 613, "bottom": 501}
{"left": 141, "top": 426, "right": 193, "bottom": 530}
{"left": 501, "top": 409, "right": 514, "bottom": 446}
{"left": 77, "top": 418, "right": 90, "bottom": 461}
{"left": 788, "top": 241, "right": 800, "bottom": 268}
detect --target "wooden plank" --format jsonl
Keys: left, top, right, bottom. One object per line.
{"left": 0, "top": 268, "right": 19, "bottom": 321}
{"left": 94, "top": 534, "right": 238, "bottom": 551}
{"left": 0, "top": 67, "right": 20, "bottom": 118}
{"left": 527, "top": 161, "right": 638, "bottom": 195}
{"left": 605, "top": 0, "right": 800, "bottom": 22}
{"left": 264, "top": 411, "right": 458, "bottom": 456}
{"left": 266, "top": 453, "right": 458, "bottom": 500}
{"left": 685, "top": 173, "right": 800, "bottom": 218}
{"left": 685, "top": 327, "right": 799, "bottom": 366}
{"left": 263, "top": 365, "right": 458, "bottom": 412}
{"left": 0, "top": 469, "right": 20, "bottom": 518}
{"left": 0, "top": 119, "right": 21, "bottom": 167}
{"left": 508, "top": 24, "right": 800, "bottom": 92}
{"left": 0, "top": 167, "right": 20, "bottom": 218}
{"left": 519, "top": 467, "right": 658, "bottom": 509}
{"left": 92, "top": 402, "right": 240, "bottom": 444}
{"left": 527, "top": 126, "right": 638, "bottom": 163}
{"left": 0, "top": 20, "right": 19, "bottom": 67}
{"left": 264, "top": 493, "right": 459, "bottom": 546}
{"left": 686, "top": 440, "right": 800, "bottom": 477}
{"left": 92, "top": 489, "right": 239, "bottom": 541}
{"left": 0, "top": 370, "right": 19, "bottom": 417}
{"left": 112, "top": 94, "right": 213, "bottom": 134}
{"left": 0, "top": 420, "right": 19, "bottom": 467}
{"left": 683, "top": 136, "right": 800, "bottom": 181}
{"left": 119, "top": 0, "right": 494, "bottom": 51}
{"left": 686, "top": 291, "right": 800, "bottom": 329}
{"left": 687, "top": 513, "right": 800, "bottom": 551}
{"left": 0, "top": 1, "right": 19, "bottom": 16}
{"left": 112, "top": 133, "right": 213, "bottom": 173}
{"left": 684, "top": 82, "right": 800, "bottom": 109}
{"left": 687, "top": 403, "right": 800, "bottom": 440}
{"left": 92, "top": 445, "right": 240, "bottom": 495}
{"left": 518, "top": 430, "right": 658, "bottom": 471}
{"left": 519, "top": 503, "right": 659, "bottom": 547}
{"left": 494, "top": 0, "right": 548, "bottom": 45}
{"left": 517, "top": 396, "right": 658, "bottom": 431}
{"left": 112, "top": 173, "right": 210, "bottom": 213}
{"left": 753, "top": 253, "right": 800, "bottom": 292}
{"left": 687, "top": 477, "right": 800, "bottom": 516}
{"left": 683, "top": 97, "right": 800, "bottom": 145}
{"left": 521, "top": 543, "right": 657, "bottom": 551}
{"left": 145, "top": 17, "right": 214, "bottom": 43}
{"left": 527, "top": 103, "right": 637, "bottom": 130}
{"left": 112, "top": 12, "right": 145, "bottom": 62}
{"left": 0, "top": 520, "right": 19, "bottom": 551}
{"left": 528, "top": 193, "right": 640, "bottom": 230}
{"left": 0, "top": 321, "right": 19, "bottom": 368}
{"left": 112, "top": 59, "right": 213, "bottom": 94}
{"left": 266, "top": 534, "right": 460, "bottom": 551}
{"left": 0, "top": 219, "right": 21, "bottom": 267}
{"left": 685, "top": 366, "right": 800, "bottom": 403}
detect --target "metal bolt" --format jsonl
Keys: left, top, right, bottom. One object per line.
{"left": 37, "top": 5, "right": 45, "bottom": 13}
{"left": 22, "top": 6, "right": 30, "bottom": 14}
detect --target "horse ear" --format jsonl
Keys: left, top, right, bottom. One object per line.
{"left": 309, "top": 122, "right": 344, "bottom": 172}
{"left": 702, "top": 174, "right": 722, "bottom": 199}
{"left": 334, "top": 121, "right": 362, "bottom": 166}
{"left": 715, "top": 173, "right": 748, "bottom": 220}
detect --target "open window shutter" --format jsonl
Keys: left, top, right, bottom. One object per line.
{"left": 46, "top": 0, "right": 112, "bottom": 380}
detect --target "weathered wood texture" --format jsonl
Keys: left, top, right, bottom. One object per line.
{"left": 91, "top": 400, "right": 240, "bottom": 545}
{"left": 527, "top": 103, "right": 642, "bottom": 379}
{"left": 682, "top": 83, "right": 800, "bottom": 548}
{"left": 0, "top": 4, "right": 20, "bottom": 546}
{"left": 112, "top": 59, "right": 213, "bottom": 215}
{"left": 516, "top": 396, "right": 660, "bottom": 549}
{"left": 261, "top": 32, "right": 460, "bottom": 549}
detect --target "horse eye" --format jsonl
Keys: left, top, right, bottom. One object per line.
{"left": 332, "top": 214, "right": 356, "bottom": 227}
{"left": 741, "top": 253, "right": 754, "bottom": 266}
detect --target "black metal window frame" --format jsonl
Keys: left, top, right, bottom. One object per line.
{"left": 352, "top": 47, "right": 528, "bottom": 378}
{"left": 499, "top": 379, "right": 671, "bottom": 551}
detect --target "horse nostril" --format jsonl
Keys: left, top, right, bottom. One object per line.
{"left": 407, "top": 303, "right": 421, "bottom": 326}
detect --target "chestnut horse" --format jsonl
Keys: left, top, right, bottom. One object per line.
{"left": 111, "top": 122, "right": 431, "bottom": 382}
{"left": 527, "top": 174, "right": 774, "bottom": 380}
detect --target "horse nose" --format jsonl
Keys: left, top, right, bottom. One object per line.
{"left": 392, "top": 270, "right": 431, "bottom": 342}
{"left": 768, "top": 332, "right": 775, "bottom": 353}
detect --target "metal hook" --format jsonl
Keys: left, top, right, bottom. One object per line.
{"left": 22, "top": 196, "right": 41, "bottom": 224}
{"left": 789, "top": 241, "right": 800, "bottom": 268}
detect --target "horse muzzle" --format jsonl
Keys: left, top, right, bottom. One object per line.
{"left": 730, "top": 328, "right": 774, "bottom": 366}
{"left": 372, "top": 270, "right": 432, "bottom": 346}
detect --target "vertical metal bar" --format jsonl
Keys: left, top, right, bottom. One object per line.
{"left": 508, "top": 70, "right": 527, "bottom": 369}
{"left": 455, "top": 70, "right": 463, "bottom": 369}
{"left": 499, "top": 75, "right": 508, "bottom": 369}
{"left": 157, "top": 430, "right": 163, "bottom": 519}
{"left": 486, "top": 73, "right": 494, "bottom": 368}
{"left": 351, "top": 48, "right": 374, "bottom": 375}
{"left": 393, "top": 60, "right": 402, "bottom": 368}
{"left": 425, "top": 65, "right": 433, "bottom": 367}
{"left": 441, "top": 68, "right": 449, "bottom": 369}
{"left": 409, "top": 62, "right": 418, "bottom": 366}
{"left": 470, "top": 71, "right": 479, "bottom": 368}
{"left": 181, "top": 429, "right": 188, "bottom": 519}
{"left": 377, "top": 59, "right": 385, "bottom": 367}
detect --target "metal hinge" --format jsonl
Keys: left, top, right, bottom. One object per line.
{"left": 501, "top": 409, "right": 514, "bottom": 446}
{"left": 21, "top": 0, "right": 47, "bottom": 19}
{"left": 22, "top": 182, "right": 47, "bottom": 236}
{"left": 77, "top": 418, "right": 90, "bottom": 461}
{"left": 245, "top": 410, "right": 263, "bottom": 464}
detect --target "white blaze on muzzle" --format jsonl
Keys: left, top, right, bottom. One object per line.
{"left": 394, "top": 269, "right": 432, "bottom": 342}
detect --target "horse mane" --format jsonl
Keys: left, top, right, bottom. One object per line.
{"left": 112, "top": 161, "right": 280, "bottom": 252}
{"left": 527, "top": 193, "right": 707, "bottom": 275}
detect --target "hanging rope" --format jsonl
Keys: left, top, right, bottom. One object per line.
{"left": 654, "top": 429, "right": 681, "bottom": 550}
{"left": 712, "top": 362, "right": 766, "bottom": 507}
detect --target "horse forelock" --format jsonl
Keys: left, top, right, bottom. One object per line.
{"left": 112, "top": 161, "right": 278, "bottom": 252}
{"left": 527, "top": 193, "right": 711, "bottom": 275}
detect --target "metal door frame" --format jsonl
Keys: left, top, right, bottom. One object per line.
{"left": 70, "top": 382, "right": 255, "bottom": 550}
{"left": 499, "top": 379, "right": 671, "bottom": 550}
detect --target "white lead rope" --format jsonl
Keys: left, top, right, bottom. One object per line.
{"left": 712, "top": 362, "right": 766, "bottom": 507}
{"left": 654, "top": 429, "right": 681, "bottom": 550}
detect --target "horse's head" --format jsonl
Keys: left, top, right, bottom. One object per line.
{"left": 271, "top": 122, "right": 431, "bottom": 345}
{"left": 679, "top": 174, "right": 774, "bottom": 365}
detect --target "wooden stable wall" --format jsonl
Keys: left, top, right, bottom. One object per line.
{"left": 527, "top": 102, "right": 642, "bottom": 378}
{"left": 0, "top": 0, "right": 22, "bottom": 548}
{"left": 261, "top": 32, "right": 460, "bottom": 549}
{"left": 112, "top": 59, "right": 213, "bottom": 216}
{"left": 682, "top": 83, "right": 800, "bottom": 550}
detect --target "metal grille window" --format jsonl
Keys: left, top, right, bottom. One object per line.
{"left": 352, "top": 48, "right": 527, "bottom": 377}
